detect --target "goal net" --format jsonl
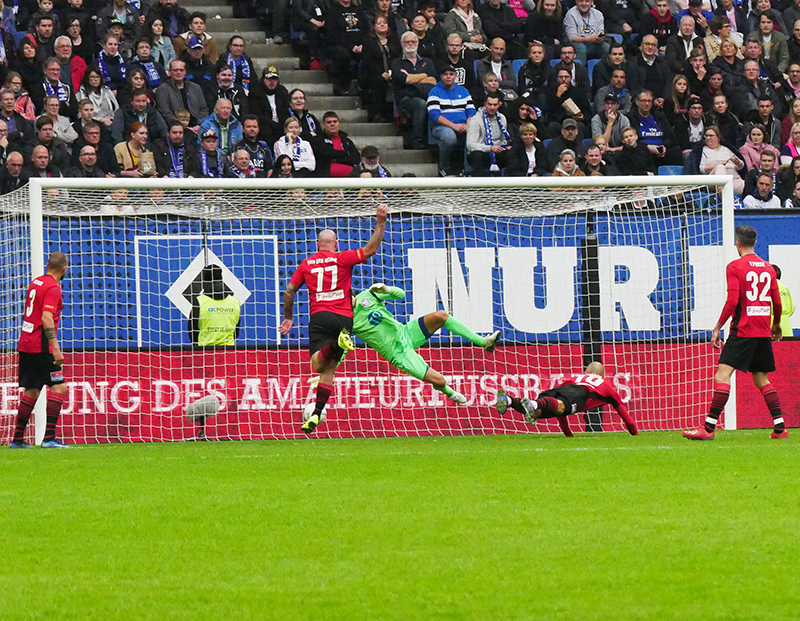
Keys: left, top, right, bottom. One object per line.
{"left": 1, "top": 176, "right": 734, "bottom": 443}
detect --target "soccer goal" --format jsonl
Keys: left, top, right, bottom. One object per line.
{"left": 1, "top": 175, "right": 736, "bottom": 443}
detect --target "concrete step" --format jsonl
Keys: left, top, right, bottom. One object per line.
{"left": 305, "top": 95, "right": 360, "bottom": 110}
{"left": 352, "top": 135, "right": 404, "bottom": 150}
{"left": 209, "top": 17, "right": 261, "bottom": 32}
{"left": 214, "top": 30, "right": 270, "bottom": 43}
{"left": 280, "top": 70, "right": 329, "bottom": 84}
{"left": 291, "top": 82, "right": 333, "bottom": 95}
{"left": 250, "top": 56, "right": 300, "bottom": 70}
{"left": 309, "top": 108, "right": 367, "bottom": 121}
{"left": 242, "top": 43, "right": 297, "bottom": 58}
{"left": 339, "top": 122, "right": 397, "bottom": 136}
{"left": 378, "top": 149, "right": 436, "bottom": 164}
{"left": 387, "top": 162, "right": 439, "bottom": 177}
{"left": 192, "top": 5, "right": 233, "bottom": 16}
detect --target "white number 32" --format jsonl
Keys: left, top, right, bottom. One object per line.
{"left": 745, "top": 271, "right": 771, "bottom": 302}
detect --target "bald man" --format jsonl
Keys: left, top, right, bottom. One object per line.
{"left": 0, "top": 151, "right": 27, "bottom": 194}
{"left": 280, "top": 205, "right": 389, "bottom": 434}
{"left": 475, "top": 38, "right": 518, "bottom": 100}
{"left": 495, "top": 362, "right": 639, "bottom": 436}
{"left": 24, "top": 144, "right": 62, "bottom": 179}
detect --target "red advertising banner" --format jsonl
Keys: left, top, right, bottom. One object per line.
{"left": 735, "top": 340, "right": 800, "bottom": 429}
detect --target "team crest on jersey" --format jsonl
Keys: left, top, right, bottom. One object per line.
{"left": 368, "top": 310, "right": 383, "bottom": 326}
{"left": 360, "top": 297, "right": 373, "bottom": 308}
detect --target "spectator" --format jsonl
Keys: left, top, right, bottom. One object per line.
{"left": 782, "top": 178, "right": 800, "bottom": 208}
{"left": 627, "top": 89, "right": 683, "bottom": 166}
{"left": 4, "top": 73, "right": 36, "bottom": 121}
{"left": 324, "top": 0, "right": 368, "bottom": 96}
{"left": 391, "top": 32, "right": 438, "bottom": 150}
{"left": 41, "top": 95, "right": 78, "bottom": 146}
{"left": 466, "top": 92, "right": 511, "bottom": 175}
{"left": 427, "top": 62, "right": 475, "bottom": 176}
{"left": 785, "top": 66, "right": 800, "bottom": 103}
{"left": 360, "top": 14, "right": 401, "bottom": 123}
{"left": 782, "top": 97, "right": 800, "bottom": 143}
{"left": 0, "top": 120, "right": 7, "bottom": 166}
{"left": 196, "top": 128, "right": 227, "bottom": 177}
{"left": 674, "top": 95, "right": 706, "bottom": 154}
{"left": 711, "top": 37, "right": 745, "bottom": 86}
{"left": 698, "top": 125, "right": 745, "bottom": 192}
{"left": 107, "top": 20, "right": 135, "bottom": 63}
{"left": 635, "top": 35, "right": 673, "bottom": 110}
{"left": 780, "top": 122, "right": 800, "bottom": 164}
{"left": 591, "top": 93, "right": 630, "bottom": 149}
{"left": 523, "top": 0, "right": 564, "bottom": 59}
{"left": 291, "top": 0, "right": 327, "bottom": 56}
{"left": 640, "top": 0, "right": 678, "bottom": 50}
{"left": 507, "top": 96, "right": 545, "bottom": 139}
{"left": 233, "top": 115, "right": 274, "bottom": 177}
{"left": 506, "top": 122, "right": 546, "bottom": 176}
{"left": 64, "top": 17, "right": 95, "bottom": 66}
{"left": 53, "top": 37, "right": 86, "bottom": 93}
{"left": 552, "top": 148, "right": 585, "bottom": 176}
{"left": 0, "top": 89, "right": 34, "bottom": 147}
{"left": 182, "top": 36, "right": 215, "bottom": 85}
{"left": 143, "top": 15, "right": 177, "bottom": 67}
{"left": 590, "top": 42, "right": 639, "bottom": 98}
{"left": 203, "top": 65, "right": 249, "bottom": 120}
{"left": 70, "top": 121, "right": 120, "bottom": 175}
{"left": 115, "top": 121, "right": 154, "bottom": 176}
{"left": 273, "top": 117, "right": 315, "bottom": 176}
{"left": 552, "top": 43, "right": 591, "bottom": 100}
{"left": 27, "top": 0, "right": 61, "bottom": 44}
{"left": 173, "top": 12, "right": 218, "bottom": 62}
{"left": 544, "top": 118, "right": 587, "bottom": 170}
{"left": 410, "top": 14, "right": 441, "bottom": 63}
{"left": 96, "top": 0, "right": 142, "bottom": 41}
{"left": 443, "top": 0, "right": 486, "bottom": 47}
{"left": 677, "top": 0, "right": 715, "bottom": 39}
{"left": 747, "top": 0, "right": 788, "bottom": 36}
{"left": 695, "top": 67, "right": 729, "bottom": 110}
{"left": 315, "top": 111, "right": 360, "bottom": 176}
{"left": 742, "top": 149, "right": 778, "bottom": 197}
{"left": 517, "top": 41, "right": 553, "bottom": 117}
{"left": 24, "top": 144, "right": 62, "bottom": 179}
{"left": 116, "top": 67, "right": 153, "bottom": 108}
{"left": 286, "top": 89, "right": 321, "bottom": 141}
{"left": 790, "top": 21, "right": 800, "bottom": 63}
{"left": 749, "top": 11, "right": 790, "bottom": 74}
{"left": 33, "top": 57, "right": 77, "bottom": 119}
{"left": 0, "top": 151, "right": 28, "bottom": 194}
{"left": 563, "top": 0, "right": 609, "bottom": 65}
{"left": 474, "top": 71, "right": 505, "bottom": 110}
{"left": 153, "top": 120, "right": 200, "bottom": 177}
{"left": 581, "top": 141, "right": 618, "bottom": 174}
{"left": 442, "top": 34, "right": 478, "bottom": 95}
{"left": 353, "top": 145, "right": 391, "bottom": 177}
{"left": 66, "top": 144, "right": 111, "bottom": 177}
{"left": 704, "top": 16, "right": 741, "bottom": 63}
{"left": 251, "top": 66, "right": 290, "bottom": 147}
{"left": 594, "top": 68, "right": 631, "bottom": 114}
{"left": 776, "top": 155, "right": 800, "bottom": 201}
{"left": 742, "top": 172, "right": 781, "bottom": 208}
{"left": 199, "top": 98, "right": 242, "bottom": 155}
{"left": 476, "top": 38, "right": 518, "bottom": 101}
{"left": 112, "top": 87, "right": 167, "bottom": 143}
{"left": 148, "top": 0, "right": 190, "bottom": 39}
{"left": 25, "top": 115, "right": 70, "bottom": 171}
{"left": 742, "top": 93, "right": 782, "bottom": 149}
{"left": 97, "top": 36, "right": 127, "bottom": 94}
{"left": 713, "top": 0, "right": 748, "bottom": 41}
{"left": 155, "top": 59, "right": 208, "bottom": 128}
{"left": 224, "top": 149, "right": 258, "bottom": 178}
{"left": 78, "top": 66, "right": 119, "bottom": 128}
{"left": 131, "top": 38, "right": 167, "bottom": 90}
{"left": 217, "top": 36, "right": 255, "bottom": 97}
{"left": 12, "top": 41, "right": 42, "bottom": 95}
{"left": 478, "top": 0, "right": 525, "bottom": 59}
{"left": 613, "top": 126, "right": 655, "bottom": 175}
{"left": 546, "top": 68, "right": 591, "bottom": 138}
{"left": 597, "top": 0, "right": 643, "bottom": 42}
{"left": 704, "top": 93, "right": 742, "bottom": 146}
{"left": 666, "top": 14, "right": 704, "bottom": 73}
{"left": 271, "top": 154, "right": 296, "bottom": 179}
{"left": 23, "top": 16, "right": 56, "bottom": 63}
{"left": 682, "top": 47, "right": 710, "bottom": 95}
{"left": 742, "top": 39, "right": 784, "bottom": 96}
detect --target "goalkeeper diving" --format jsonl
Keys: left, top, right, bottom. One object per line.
{"left": 318, "top": 283, "right": 500, "bottom": 403}
{"left": 495, "top": 362, "right": 639, "bottom": 437}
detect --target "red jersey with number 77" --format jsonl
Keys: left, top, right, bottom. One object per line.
{"left": 717, "top": 254, "right": 781, "bottom": 339}
{"left": 18, "top": 274, "right": 63, "bottom": 353}
{"left": 289, "top": 248, "right": 367, "bottom": 317}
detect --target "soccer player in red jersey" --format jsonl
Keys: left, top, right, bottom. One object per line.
{"left": 683, "top": 225, "right": 786, "bottom": 440}
{"left": 280, "top": 205, "right": 389, "bottom": 434}
{"left": 495, "top": 362, "right": 639, "bottom": 437}
{"left": 10, "top": 252, "right": 70, "bottom": 449}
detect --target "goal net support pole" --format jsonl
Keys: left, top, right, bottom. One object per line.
{"left": 16, "top": 175, "right": 734, "bottom": 442}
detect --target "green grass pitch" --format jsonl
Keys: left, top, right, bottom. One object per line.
{"left": 1, "top": 430, "right": 798, "bottom": 620}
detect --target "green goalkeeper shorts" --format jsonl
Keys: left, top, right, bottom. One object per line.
{"left": 389, "top": 318, "right": 430, "bottom": 381}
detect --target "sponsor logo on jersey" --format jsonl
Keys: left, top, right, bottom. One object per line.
{"left": 50, "top": 370, "right": 64, "bottom": 382}
{"left": 747, "top": 306, "right": 770, "bottom": 316}
{"left": 316, "top": 289, "right": 345, "bottom": 302}
{"left": 368, "top": 310, "right": 383, "bottom": 326}
{"left": 22, "top": 321, "right": 34, "bottom": 333}
{"left": 33, "top": 279, "right": 43, "bottom": 285}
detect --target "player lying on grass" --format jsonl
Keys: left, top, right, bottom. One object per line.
{"left": 495, "top": 362, "right": 639, "bottom": 437}
{"left": 307, "top": 283, "right": 500, "bottom": 405}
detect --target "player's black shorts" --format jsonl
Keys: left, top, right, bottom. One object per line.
{"left": 18, "top": 351, "right": 65, "bottom": 389}
{"left": 539, "top": 384, "right": 590, "bottom": 415}
{"left": 719, "top": 335, "right": 775, "bottom": 374}
{"left": 307, "top": 311, "right": 353, "bottom": 356}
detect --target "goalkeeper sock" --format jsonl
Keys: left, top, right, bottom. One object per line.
{"left": 705, "top": 383, "right": 730, "bottom": 433}
{"left": 314, "top": 383, "right": 333, "bottom": 418}
{"left": 43, "top": 393, "right": 66, "bottom": 442}
{"left": 13, "top": 395, "right": 36, "bottom": 443}
{"left": 508, "top": 397, "right": 526, "bottom": 415}
{"left": 760, "top": 384, "right": 784, "bottom": 431}
{"left": 444, "top": 316, "right": 486, "bottom": 347}
{"left": 439, "top": 384, "right": 454, "bottom": 398}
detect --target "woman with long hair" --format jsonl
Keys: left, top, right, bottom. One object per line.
{"left": 699, "top": 125, "right": 745, "bottom": 193}
{"left": 780, "top": 121, "right": 800, "bottom": 165}
{"left": 216, "top": 36, "right": 256, "bottom": 97}
{"left": 116, "top": 67, "right": 154, "bottom": 108}
{"left": 11, "top": 40, "right": 41, "bottom": 93}
{"left": 781, "top": 98, "right": 800, "bottom": 144}
{"left": 77, "top": 65, "right": 119, "bottom": 127}
{"left": 360, "top": 14, "right": 401, "bottom": 122}
{"left": 114, "top": 121, "right": 153, "bottom": 177}
{"left": 664, "top": 74, "right": 691, "bottom": 126}
{"left": 142, "top": 16, "right": 176, "bottom": 68}
{"left": 65, "top": 16, "right": 94, "bottom": 65}
{"left": 443, "top": 0, "right": 486, "bottom": 47}
{"left": 271, "top": 154, "right": 296, "bottom": 178}
{"left": 740, "top": 123, "right": 779, "bottom": 170}
{"left": 4, "top": 71, "right": 35, "bottom": 120}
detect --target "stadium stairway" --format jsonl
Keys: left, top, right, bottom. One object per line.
{"left": 181, "top": 0, "right": 440, "bottom": 176}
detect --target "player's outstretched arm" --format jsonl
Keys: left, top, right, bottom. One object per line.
{"left": 279, "top": 284, "right": 300, "bottom": 335}
{"left": 555, "top": 416, "right": 574, "bottom": 437}
{"left": 369, "top": 283, "right": 405, "bottom": 300}
{"left": 362, "top": 204, "right": 389, "bottom": 259}
{"left": 615, "top": 402, "right": 639, "bottom": 435}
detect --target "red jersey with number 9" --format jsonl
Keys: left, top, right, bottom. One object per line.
{"left": 718, "top": 254, "right": 781, "bottom": 338}
{"left": 18, "top": 274, "right": 63, "bottom": 353}
{"left": 289, "top": 248, "right": 367, "bottom": 317}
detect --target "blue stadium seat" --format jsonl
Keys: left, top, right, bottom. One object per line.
{"left": 582, "top": 138, "right": 593, "bottom": 146}
{"left": 658, "top": 165, "right": 684, "bottom": 175}
{"left": 629, "top": 33, "right": 638, "bottom": 42}
{"left": 587, "top": 59, "right": 600, "bottom": 85}
{"left": 550, "top": 58, "right": 559, "bottom": 67}
{"left": 607, "top": 33, "right": 623, "bottom": 43}
{"left": 511, "top": 59, "right": 526, "bottom": 74}
{"left": 543, "top": 139, "right": 552, "bottom": 146}
{"left": 474, "top": 59, "right": 479, "bottom": 73}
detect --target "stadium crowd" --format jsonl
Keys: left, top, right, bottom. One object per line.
{"left": 1, "top": 0, "right": 800, "bottom": 196}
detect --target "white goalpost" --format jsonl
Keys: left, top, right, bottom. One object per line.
{"left": 2, "top": 175, "right": 736, "bottom": 444}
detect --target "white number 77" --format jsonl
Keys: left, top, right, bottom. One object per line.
{"left": 311, "top": 265, "right": 338, "bottom": 291}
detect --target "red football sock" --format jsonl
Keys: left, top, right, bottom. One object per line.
{"left": 534, "top": 396, "right": 561, "bottom": 417}
{"left": 13, "top": 395, "right": 37, "bottom": 443}
{"left": 317, "top": 343, "right": 343, "bottom": 365}
{"left": 314, "top": 383, "right": 333, "bottom": 418}
{"left": 43, "top": 393, "right": 66, "bottom": 442}
{"left": 760, "top": 384, "right": 784, "bottom": 431}
{"left": 705, "top": 383, "right": 730, "bottom": 432}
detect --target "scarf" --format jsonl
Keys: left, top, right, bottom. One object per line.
{"left": 454, "top": 6, "right": 475, "bottom": 32}
{"left": 288, "top": 108, "right": 316, "bottom": 135}
{"left": 283, "top": 135, "right": 302, "bottom": 161}
{"left": 482, "top": 108, "right": 510, "bottom": 172}
{"left": 135, "top": 57, "right": 162, "bottom": 88}
{"left": 200, "top": 150, "right": 223, "bottom": 177}
{"left": 225, "top": 53, "right": 250, "bottom": 95}
{"left": 98, "top": 50, "right": 126, "bottom": 88}
{"left": 229, "top": 164, "right": 255, "bottom": 178}
{"left": 43, "top": 79, "right": 68, "bottom": 103}
{"left": 130, "top": 0, "right": 140, "bottom": 11}
{"left": 168, "top": 141, "right": 184, "bottom": 177}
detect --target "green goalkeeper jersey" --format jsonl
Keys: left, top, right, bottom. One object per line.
{"left": 352, "top": 286, "right": 407, "bottom": 357}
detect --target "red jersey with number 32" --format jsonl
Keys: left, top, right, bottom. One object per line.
{"left": 19, "top": 274, "right": 63, "bottom": 353}
{"left": 556, "top": 374, "right": 624, "bottom": 410}
{"left": 718, "top": 254, "right": 781, "bottom": 338}
{"left": 289, "top": 248, "right": 367, "bottom": 317}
